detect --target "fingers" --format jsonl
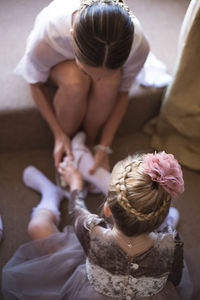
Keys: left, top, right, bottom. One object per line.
{"left": 58, "top": 158, "right": 78, "bottom": 177}
{"left": 58, "top": 158, "right": 83, "bottom": 191}
{"left": 89, "top": 151, "right": 104, "bottom": 174}
{"left": 89, "top": 150, "right": 110, "bottom": 174}
{"left": 65, "top": 144, "right": 74, "bottom": 161}
{"left": 58, "top": 162, "right": 66, "bottom": 175}
{"left": 54, "top": 135, "right": 74, "bottom": 168}
{"left": 55, "top": 148, "right": 73, "bottom": 169}
{"left": 54, "top": 148, "right": 64, "bottom": 169}
{"left": 58, "top": 159, "right": 73, "bottom": 174}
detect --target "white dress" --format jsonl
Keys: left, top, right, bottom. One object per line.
{"left": 15, "top": 0, "right": 149, "bottom": 91}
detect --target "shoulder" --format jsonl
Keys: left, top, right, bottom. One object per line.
{"left": 36, "top": 0, "right": 81, "bottom": 21}
{"left": 127, "top": 16, "right": 150, "bottom": 59}
{"left": 132, "top": 17, "right": 147, "bottom": 48}
{"left": 74, "top": 213, "right": 108, "bottom": 255}
{"left": 76, "top": 213, "right": 107, "bottom": 232}
{"left": 33, "top": 0, "right": 81, "bottom": 37}
{"left": 27, "top": 0, "right": 82, "bottom": 58}
{"left": 120, "top": 16, "right": 149, "bottom": 85}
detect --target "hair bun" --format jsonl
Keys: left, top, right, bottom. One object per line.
{"left": 142, "top": 151, "right": 184, "bottom": 198}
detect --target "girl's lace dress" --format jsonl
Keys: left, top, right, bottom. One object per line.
{"left": 2, "top": 190, "right": 187, "bottom": 300}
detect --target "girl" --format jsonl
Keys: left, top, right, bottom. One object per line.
{"left": 15, "top": 0, "right": 149, "bottom": 172}
{"left": 2, "top": 151, "right": 187, "bottom": 299}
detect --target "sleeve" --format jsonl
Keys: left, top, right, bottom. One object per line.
{"left": 68, "top": 190, "right": 107, "bottom": 254}
{"left": 15, "top": 9, "right": 66, "bottom": 83}
{"left": 119, "top": 34, "right": 150, "bottom": 92}
{"left": 169, "top": 230, "right": 184, "bottom": 286}
{"left": 15, "top": 29, "right": 66, "bottom": 84}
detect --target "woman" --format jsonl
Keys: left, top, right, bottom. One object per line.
{"left": 16, "top": 0, "right": 149, "bottom": 172}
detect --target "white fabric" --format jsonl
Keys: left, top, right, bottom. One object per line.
{"left": 136, "top": 52, "right": 172, "bottom": 88}
{"left": 15, "top": 0, "right": 148, "bottom": 91}
{"left": 23, "top": 166, "right": 64, "bottom": 222}
{"left": 71, "top": 132, "right": 111, "bottom": 196}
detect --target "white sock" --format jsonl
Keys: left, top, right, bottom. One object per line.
{"left": 79, "top": 152, "right": 110, "bottom": 196}
{"left": 71, "top": 132, "right": 111, "bottom": 196}
{"left": 23, "top": 166, "right": 64, "bottom": 222}
{"left": 159, "top": 207, "right": 180, "bottom": 231}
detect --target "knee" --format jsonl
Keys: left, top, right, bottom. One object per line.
{"left": 58, "top": 77, "right": 90, "bottom": 100}
{"left": 28, "top": 218, "right": 51, "bottom": 240}
{"left": 51, "top": 61, "right": 91, "bottom": 101}
{"left": 60, "top": 79, "right": 82, "bottom": 95}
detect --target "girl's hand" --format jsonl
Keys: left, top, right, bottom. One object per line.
{"left": 58, "top": 159, "right": 83, "bottom": 191}
{"left": 89, "top": 149, "right": 110, "bottom": 174}
{"left": 54, "top": 133, "right": 74, "bottom": 169}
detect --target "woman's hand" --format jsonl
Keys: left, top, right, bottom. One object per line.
{"left": 54, "top": 133, "right": 74, "bottom": 169}
{"left": 58, "top": 158, "right": 83, "bottom": 191}
{"left": 89, "top": 149, "right": 110, "bottom": 174}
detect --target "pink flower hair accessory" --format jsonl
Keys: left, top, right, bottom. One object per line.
{"left": 142, "top": 151, "right": 184, "bottom": 198}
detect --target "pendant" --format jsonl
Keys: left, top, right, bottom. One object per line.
{"left": 127, "top": 242, "right": 132, "bottom": 248}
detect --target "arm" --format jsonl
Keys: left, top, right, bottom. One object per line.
{"left": 68, "top": 190, "right": 107, "bottom": 254}
{"left": 58, "top": 162, "right": 106, "bottom": 253}
{"left": 21, "top": 26, "right": 74, "bottom": 166}
{"left": 29, "top": 82, "right": 63, "bottom": 138}
{"left": 58, "top": 160, "right": 89, "bottom": 224}
{"left": 100, "top": 91, "right": 129, "bottom": 146}
{"left": 97, "top": 34, "right": 149, "bottom": 149}
{"left": 29, "top": 83, "right": 73, "bottom": 167}
{"left": 90, "top": 92, "right": 129, "bottom": 173}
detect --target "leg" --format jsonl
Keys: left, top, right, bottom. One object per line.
{"left": 83, "top": 70, "right": 121, "bottom": 145}
{"left": 23, "top": 166, "right": 64, "bottom": 240}
{"left": 50, "top": 60, "right": 91, "bottom": 136}
{"left": 28, "top": 209, "right": 59, "bottom": 240}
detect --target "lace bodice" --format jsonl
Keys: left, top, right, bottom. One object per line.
{"left": 68, "top": 190, "right": 183, "bottom": 299}
{"left": 86, "top": 259, "right": 168, "bottom": 299}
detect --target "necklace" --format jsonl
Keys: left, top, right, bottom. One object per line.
{"left": 111, "top": 227, "right": 154, "bottom": 252}
{"left": 112, "top": 227, "right": 133, "bottom": 248}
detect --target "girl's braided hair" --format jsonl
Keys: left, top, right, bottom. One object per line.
{"left": 107, "top": 153, "right": 184, "bottom": 236}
